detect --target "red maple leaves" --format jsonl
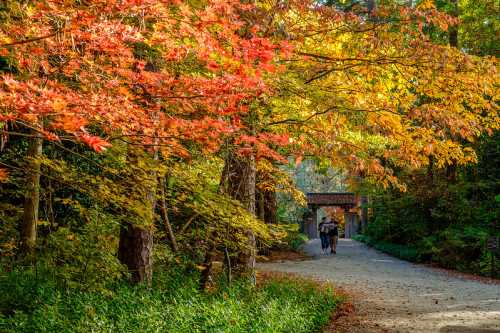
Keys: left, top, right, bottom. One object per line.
{"left": 0, "top": 0, "right": 287, "bottom": 159}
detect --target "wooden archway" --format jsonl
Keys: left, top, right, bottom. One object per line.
{"left": 303, "top": 193, "right": 367, "bottom": 239}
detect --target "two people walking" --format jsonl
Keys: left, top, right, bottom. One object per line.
{"left": 319, "top": 217, "right": 338, "bottom": 254}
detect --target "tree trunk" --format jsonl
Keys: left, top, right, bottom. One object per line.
{"left": 118, "top": 150, "right": 157, "bottom": 285}
{"left": 159, "top": 177, "right": 178, "bottom": 252}
{"left": 264, "top": 190, "right": 277, "bottom": 224}
{"left": 365, "top": 0, "right": 375, "bottom": 14}
{"left": 199, "top": 242, "right": 216, "bottom": 290}
{"left": 256, "top": 190, "right": 265, "bottom": 220}
{"left": 118, "top": 223, "right": 153, "bottom": 284}
{"left": 222, "top": 153, "right": 256, "bottom": 214}
{"left": 221, "top": 152, "right": 257, "bottom": 276}
{"left": 448, "top": 0, "right": 459, "bottom": 48}
{"left": 21, "top": 132, "right": 43, "bottom": 256}
{"left": 360, "top": 196, "right": 368, "bottom": 232}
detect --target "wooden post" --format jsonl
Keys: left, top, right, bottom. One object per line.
{"left": 344, "top": 212, "right": 351, "bottom": 238}
{"left": 310, "top": 206, "right": 318, "bottom": 239}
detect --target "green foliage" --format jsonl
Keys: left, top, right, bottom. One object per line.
{"left": 38, "top": 211, "right": 126, "bottom": 291}
{"left": 361, "top": 132, "right": 500, "bottom": 278}
{"left": 164, "top": 158, "right": 274, "bottom": 260}
{"left": 267, "top": 223, "right": 309, "bottom": 251}
{"left": 282, "top": 224, "right": 309, "bottom": 251}
{"left": 364, "top": 224, "right": 494, "bottom": 277}
{"left": 288, "top": 233, "right": 309, "bottom": 251}
{"left": 419, "top": 226, "right": 492, "bottom": 275}
{"left": 0, "top": 268, "right": 340, "bottom": 333}
{"left": 354, "top": 234, "right": 421, "bottom": 263}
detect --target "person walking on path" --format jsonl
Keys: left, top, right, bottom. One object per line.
{"left": 328, "top": 219, "right": 339, "bottom": 254}
{"left": 318, "top": 217, "right": 329, "bottom": 254}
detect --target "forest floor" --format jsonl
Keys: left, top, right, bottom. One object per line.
{"left": 257, "top": 239, "right": 500, "bottom": 333}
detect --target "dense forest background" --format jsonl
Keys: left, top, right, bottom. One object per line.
{"left": 356, "top": 0, "right": 499, "bottom": 278}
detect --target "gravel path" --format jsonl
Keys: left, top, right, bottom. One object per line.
{"left": 258, "top": 239, "right": 500, "bottom": 333}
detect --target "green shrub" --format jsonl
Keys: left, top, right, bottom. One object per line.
{"left": 269, "top": 223, "right": 309, "bottom": 251}
{"left": 0, "top": 267, "right": 340, "bottom": 333}
{"left": 354, "top": 234, "right": 420, "bottom": 262}
{"left": 356, "top": 228, "right": 498, "bottom": 278}
{"left": 419, "top": 226, "right": 494, "bottom": 276}
{"left": 38, "top": 211, "right": 126, "bottom": 291}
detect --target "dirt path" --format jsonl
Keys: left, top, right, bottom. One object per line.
{"left": 258, "top": 239, "right": 500, "bottom": 333}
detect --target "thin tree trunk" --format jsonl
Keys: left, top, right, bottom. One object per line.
{"left": 159, "top": 177, "right": 178, "bottom": 252}
{"left": 366, "top": 0, "right": 375, "bottom": 14}
{"left": 448, "top": 0, "right": 458, "bottom": 48}
{"left": 360, "top": 196, "right": 369, "bottom": 232}
{"left": 257, "top": 190, "right": 265, "bottom": 220}
{"left": 445, "top": 0, "right": 459, "bottom": 181}
{"left": 21, "top": 132, "right": 43, "bottom": 256}
{"left": 199, "top": 242, "right": 216, "bottom": 290}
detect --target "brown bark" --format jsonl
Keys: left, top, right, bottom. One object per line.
{"left": 448, "top": 0, "right": 459, "bottom": 48}
{"left": 199, "top": 243, "right": 216, "bottom": 290}
{"left": 360, "top": 196, "right": 368, "bottom": 232}
{"left": 365, "top": 0, "right": 375, "bottom": 14}
{"left": 118, "top": 223, "right": 153, "bottom": 284}
{"left": 256, "top": 190, "right": 265, "bottom": 221}
{"left": 118, "top": 150, "right": 157, "bottom": 285}
{"left": 221, "top": 152, "right": 257, "bottom": 277}
{"left": 21, "top": 132, "right": 43, "bottom": 255}
{"left": 222, "top": 153, "right": 256, "bottom": 214}
{"left": 264, "top": 190, "right": 277, "bottom": 224}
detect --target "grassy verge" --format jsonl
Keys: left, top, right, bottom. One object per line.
{"left": 353, "top": 234, "right": 420, "bottom": 262}
{"left": 0, "top": 267, "right": 341, "bottom": 333}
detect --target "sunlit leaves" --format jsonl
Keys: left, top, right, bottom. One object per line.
{"left": 265, "top": 0, "right": 498, "bottom": 188}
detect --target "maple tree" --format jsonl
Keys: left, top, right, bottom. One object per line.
{"left": 0, "top": 0, "right": 283, "bottom": 156}
{"left": 0, "top": 0, "right": 286, "bottom": 281}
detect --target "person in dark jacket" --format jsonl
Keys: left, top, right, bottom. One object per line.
{"left": 318, "top": 217, "right": 329, "bottom": 254}
{"left": 328, "top": 219, "right": 339, "bottom": 254}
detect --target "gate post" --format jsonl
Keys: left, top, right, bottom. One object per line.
{"left": 344, "top": 212, "right": 360, "bottom": 239}
{"left": 344, "top": 212, "right": 351, "bottom": 238}
{"left": 309, "top": 206, "right": 318, "bottom": 239}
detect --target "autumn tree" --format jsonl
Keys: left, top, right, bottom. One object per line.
{"left": 260, "top": 0, "right": 498, "bottom": 190}
{"left": 0, "top": 0, "right": 282, "bottom": 282}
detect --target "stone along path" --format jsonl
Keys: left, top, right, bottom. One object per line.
{"left": 258, "top": 239, "right": 500, "bottom": 333}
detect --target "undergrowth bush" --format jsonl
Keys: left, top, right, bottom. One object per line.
{"left": 267, "top": 223, "right": 308, "bottom": 252}
{"left": 356, "top": 227, "right": 497, "bottom": 278}
{"left": 418, "top": 226, "right": 493, "bottom": 276}
{"left": 0, "top": 266, "right": 340, "bottom": 333}
{"left": 353, "top": 234, "right": 420, "bottom": 262}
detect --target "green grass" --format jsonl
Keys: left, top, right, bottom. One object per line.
{"left": 0, "top": 267, "right": 340, "bottom": 333}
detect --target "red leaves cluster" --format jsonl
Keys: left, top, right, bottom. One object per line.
{"left": 79, "top": 134, "right": 111, "bottom": 153}
{"left": 0, "top": 0, "right": 286, "bottom": 159}
{"left": 236, "top": 133, "right": 290, "bottom": 163}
